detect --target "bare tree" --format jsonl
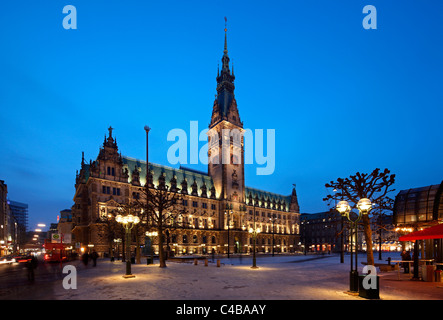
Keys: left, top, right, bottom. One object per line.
{"left": 371, "top": 197, "right": 395, "bottom": 260}
{"left": 137, "top": 184, "right": 186, "bottom": 268}
{"left": 102, "top": 208, "right": 125, "bottom": 261}
{"left": 323, "top": 168, "right": 396, "bottom": 266}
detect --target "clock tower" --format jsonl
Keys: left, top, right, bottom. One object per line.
{"left": 208, "top": 23, "right": 245, "bottom": 204}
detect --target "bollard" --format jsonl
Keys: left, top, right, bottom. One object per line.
{"left": 217, "top": 259, "right": 220, "bottom": 267}
{"left": 194, "top": 259, "right": 198, "bottom": 265}
{"left": 204, "top": 258, "right": 208, "bottom": 267}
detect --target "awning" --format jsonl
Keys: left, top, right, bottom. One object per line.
{"left": 399, "top": 223, "right": 443, "bottom": 241}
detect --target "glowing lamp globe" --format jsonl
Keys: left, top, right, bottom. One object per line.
{"left": 357, "top": 198, "right": 372, "bottom": 214}
{"left": 336, "top": 200, "right": 351, "bottom": 215}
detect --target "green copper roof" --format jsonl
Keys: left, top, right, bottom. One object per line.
{"left": 122, "top": 157, "right": 216, "bottom": 197}
{"left": 245, "top": 186, "right": 291, "bottom": 211}
{"left": 83, "top": 156, "right": 291, "bottom": 209}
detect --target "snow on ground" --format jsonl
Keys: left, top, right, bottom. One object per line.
{"left": 48, "top": 252, "right": 443, "bottom": 300}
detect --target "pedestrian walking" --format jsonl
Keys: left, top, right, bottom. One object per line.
{"left": 26, "top": 254, "right": 38, "bottom": 282}
{"left": 401, "top": 250, "right": 411, "bottom": 273}
{"left": 82, "top": 252, "right": 89, "bottom": 266}
{"left": 91, "top": 250, "right": 98, "bottom": 267}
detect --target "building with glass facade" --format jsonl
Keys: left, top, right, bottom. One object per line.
{"left": 7, "top": 200, "right": 28, "bottom": 248}
{"left": 393, "top": 181, "right": 443, "bottom": 261}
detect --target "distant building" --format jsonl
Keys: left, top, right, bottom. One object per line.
{"left": 58, "top": 209, "right": 73, "bottom": 244}
{"left": 8, "top": 200, "right": 28, "bottom": 246}
{"left": 301, "top": 210, "right": 397, "bottom": 254}
{"left": 60, "top": 209, "right": 72, "bottom": 221}
{"left": 300, "top": 211, "right": 344, "bottom": 253}
{"left": 48, "top": 222, "right": 58, "bottom": 239}
{"left": 0, "top": 182, "right": 22, "bottom": 254}
{"left": 8, "top": 200, "right": 28, "bottom": 247}
{"left": 0, "top": 180, "right": 10, "bottom": 255}
{"left": 25, "top": 230, "right": 45, "bottom": 248}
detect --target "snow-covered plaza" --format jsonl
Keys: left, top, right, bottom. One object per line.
{"left": 43, "top": 252, "right": 443, "bottom": 301}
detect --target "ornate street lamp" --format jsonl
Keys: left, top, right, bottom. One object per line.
{"left": 239, "top": 204, "right": 247, "bottom": 254}
{"left": 224, "top": 204, "right": 233, "bottom": 258}
{"left": 146, "top": 230, "right": 158, "bottom": 265}
{"left": 249, "top": 199, "right": 261, "bottom": 269}
{"left": 249, "top": 226, "right": 261, "bottom": 269}
{"left": 113, "top": 238, "right": 122, "bottom": 261}
{"left": 336, "top": 198, "right": 372, "bottom": 292}
{"left": 357, "top": 198, "right": 372, "bottom": 214}
{"left": 269, "top": 213, "right": 277, "bottom": 257}
{"left": 116, "top": 212, "right": 140, "bottom": 278}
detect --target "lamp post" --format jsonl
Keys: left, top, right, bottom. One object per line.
{"left": 116, "top": 212, "right": 140, "bottom": 278}
{"left": 378, "top": 211, "right": 383, "bottom": 261}
{"left": 249, "top": 201, "right": 261, "bottom": 269}
{"left": 239, "top": 204, "right": 247, "bottom": 254}
{"left": 146, "top": 231, "right": 158, "bottom": 265}
{"left": 333, "top": 188, "right": 345, "bottom": 264}
{"left": 269, "top": 213, "right": 276, "bottom": 256}
{"left": 225, "top": 204, "right": 233, "bottom": 258}
{"left": 336, "top": 198, "right": 372, "bottom": 292}
{"left": 249, "top": 225, "right": 261, "bottom": 269}
{"left": 113, "top": 238, "right": 121, "bottom": 261}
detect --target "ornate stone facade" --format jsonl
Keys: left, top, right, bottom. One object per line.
{"left": 71, "top": 27, "right": 301, "bottom": 257}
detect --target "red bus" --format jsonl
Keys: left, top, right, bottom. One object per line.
{"left": 43, "top": 240, "right": 68, "bottom": 262}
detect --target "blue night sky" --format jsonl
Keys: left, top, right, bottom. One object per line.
{"left": 1, "top": 1, "right": 442, "bottom": 230}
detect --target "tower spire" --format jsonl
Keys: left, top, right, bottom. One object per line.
{"left": 222, "top": 17, "right": 230, "bottom": 72}
{"left": 210, "top": 17, "right": 239, "bottom": 128}
{"left": 224, "top": 17, "right": 228, "bottom": 55}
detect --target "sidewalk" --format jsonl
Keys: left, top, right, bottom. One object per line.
{"left": 30, "top": 254, "right": 442, "bottom": 300}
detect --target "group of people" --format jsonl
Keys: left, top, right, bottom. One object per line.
{"left": 23, "top": 250, "right": 99, "bottom": 284}
{"left": 81, "top": 250, "right": 99, "bottom": 267}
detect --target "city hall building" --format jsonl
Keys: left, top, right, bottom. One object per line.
{"left": 71, "top": 29, "right": 301, "bottom": 257}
